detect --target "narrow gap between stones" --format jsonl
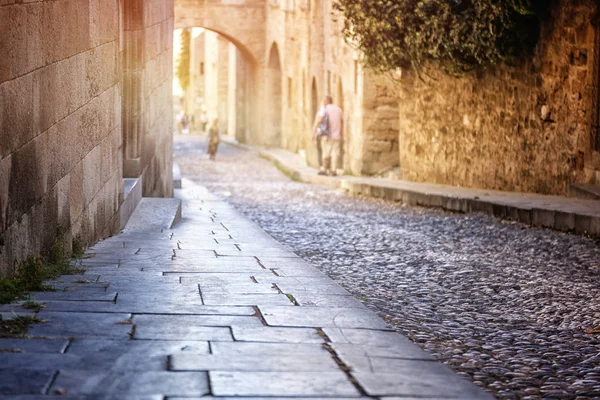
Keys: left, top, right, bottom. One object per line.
{"left": 198, "top": 284, "right": 205, "bottom": 305}
{"left": 251, "top": 306, "right": 268, "bottom": 326}
{"left": 42, "top": 370, "right": 60, "bottom": 395}
{"left": 321, "top": 341, "right": 369, "bottom": 397}
{"left": 254, "top": 256, "right": 267, "bottom": 269}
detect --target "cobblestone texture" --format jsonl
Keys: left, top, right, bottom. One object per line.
{"left": 175, "top": 135, "right": 600, "bottom": 400}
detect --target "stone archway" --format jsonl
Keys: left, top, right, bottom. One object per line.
{"left": 267, "top": 44, "right": 283, "bottom": 147}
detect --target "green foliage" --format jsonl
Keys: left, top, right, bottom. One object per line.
{"left": 176, "top": 28, "right": 192, "bottom": 92}
{"left": 334, "top": 0, "right": 549, "bottom": 75}
{"left": 0, "top": 315, "right": 41, "bottom": 337}
{"left": 72, "top": 236, "right": 85, "bottom": 259}
{"left": 0, "top": 241, "right": 85, "bottom": 304}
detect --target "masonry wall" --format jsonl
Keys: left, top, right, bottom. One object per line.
{"left": 124, "top": 0, "right": 174, "bottom": 198}
{"left": 0, "top": 0, "right": 123, "bottom": 276}
{"left": 398, "top": 1, "right": 599, "bottom": 195}
{"left": 0, "top": 0, "right": 175, "bottom": 277}
{"left": 262, "top": 0, "right": 399, "bottom": 175}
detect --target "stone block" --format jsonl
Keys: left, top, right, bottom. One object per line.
{"left": 532, "top": 208, "right": 556, "bottom": 228}
{"left": 0, "top": 73, "right": 34, "bottom": 159}
{"left": 0, "top": 4, "right": 44, "bottom": 84}
{"left": 0, "top": 368, "right": 55, "bottom": 396}
{"left": 30, "top": 311, "right": 133, "bottom": 339}
{"left": 209, "top": 371, "right": 360, "bottom": 397}
{"left": 170, "top": 352, "right": 337, "bottom": 372}
{"left": 258, "top": 306, "right": 392, "bottom": 329}
{"left": 41, "top": 0, "right": 90, "bottom": 66}
{"left": 231, "top": 326, "right": 324, "bottom": 343}
{"left": 86, "top": 42, "right": 118, "bottom": 100}
{"left": 50, "top": 370, "right": 210, "bottom": 397}
{"left": 7, "top": 134, "right": 48, "bottom": 221}
{"left": 352, "top": 371, "right": 492, "bottom": 398}
{"left": 0, "top": 155, "right": 11, "bottom": 231}
{"left": 0, "top": 338, "right": 68, "bottom": 354}
{"left": 89, "top": 0, "right": 119, "bottom": 47}
{"left": 554, "top": 211, "right": 575, "bottom": 231}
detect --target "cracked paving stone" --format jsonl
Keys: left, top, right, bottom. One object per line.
{"left": 230, "top": 326, "right": 324, "bottom": 343}
{"left": 208, "top": 371, "right": 361, "bottom": 397}
{"left": 170, "top": 352, "right": 338, "bottom": 372}
{"left": 49, "top": 370, "right": 210, "bottom": 397}
{"left": 258, "top": 306, "right": 392, "bottom": 329}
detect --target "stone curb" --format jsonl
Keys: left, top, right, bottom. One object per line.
{"left": 259, "top": 149, "right": 600, "bottom": 236}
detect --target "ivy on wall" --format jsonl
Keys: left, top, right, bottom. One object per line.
{"left": 334, "top": 0, "right": 550, "bottom": 75}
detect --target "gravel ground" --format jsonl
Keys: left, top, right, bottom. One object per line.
{"left": 174, "top": 135, "right": 600, "bottom": 400}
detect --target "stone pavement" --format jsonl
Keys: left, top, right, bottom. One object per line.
{"left": 0, "top": 180, "right": 493, "bottom": 399}
{"left": 256, "top": 146, "right": 600, "bottom": 236}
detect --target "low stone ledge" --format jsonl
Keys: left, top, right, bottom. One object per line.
{"left": 260, "top": 148, "right": 600, "bottom": 236}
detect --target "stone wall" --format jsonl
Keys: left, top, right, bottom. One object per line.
{"left": 123, "top": 0, "right": 174, "bottom": 198}
{"left": 0, "top": 0, "right": 122, "bottom": 276}
{"left": 398, "top": 0, "right": 599, "bottom": 195}
{"left": 0, "top": 0, "right": 174, "bottom": 277}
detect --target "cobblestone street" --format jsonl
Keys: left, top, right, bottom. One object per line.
{"left": 175, "top": 135, "right": 600, "bottom": 400}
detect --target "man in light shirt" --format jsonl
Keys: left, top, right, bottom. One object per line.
{"left": 312, "top": 96, "right": 343, "bottom": 176}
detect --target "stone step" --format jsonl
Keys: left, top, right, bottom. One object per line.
{"left": 119, "top": 177, "right": 143, "bottom": 229}
{"left": 124, "top": 197, "right": 182, "bottom": 231}
{"left": 568, "top": 183, "right": 600, "bottom": 201}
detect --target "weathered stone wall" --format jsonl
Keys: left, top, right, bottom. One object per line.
{"left": 0, "top": 0, "right": 174, "bottom": 276}
{"left": 398, "top": 1, "right": 598, "bottom": 195}
{"left": 0, "top": 0, "right": 123, "bottom": 275}
{"left": 263, "top": 0, "right": 399, "bottom": 175}
{"left": 125, "top": 0, "right": 174, "bottom": 198}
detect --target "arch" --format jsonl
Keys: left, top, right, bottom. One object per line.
{"left": 175, "top": 24, "right": 260, "bottom": 67}
{"left": 267, "top": 43, "right": 283, "bottom": 147}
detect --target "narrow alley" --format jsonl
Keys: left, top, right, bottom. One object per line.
{"left": 175, "top": 135, "right": 600, "bottom": 399}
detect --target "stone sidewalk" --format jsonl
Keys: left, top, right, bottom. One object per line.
{"left": 0, "top": 180, "right": 492, "bottom": 399}
{"left": 256, "top": 146, "right": 600, "bottom": 236}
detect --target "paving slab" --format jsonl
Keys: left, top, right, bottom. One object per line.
{"left": 0, "top": 338, "right": 68, "bottom": 353}
{"left": 210, "top": 341, "right": 329, "bottom": 356}
{"left": 201, "top": 293, "right": 294, "bottom": 306}
{"left": 352, "top": 371, "right": 493, "bottom": 398}
{"left": 29, "top": 312, "right": 133, "bottom": 339}
{"left": 209, "top": 371, "right": 361, "bottom": 397}
{"left": 49, "top": 370, "right": 209, "bottom": 397}
{"left": 4, "top": 180, "right": 492, "bottom": 399}
{"left": 0, "top": 369, "right": 55, "bottom": 395}
{"left": 258, "top": 306, "right": 392, "bottom": 329}
{"left": 230, "top": 326, "right": 324, "bottom": 343}
{"left": 170, "top": 352, "right": 338, "bottom": 371}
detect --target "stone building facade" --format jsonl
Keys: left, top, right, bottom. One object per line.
{"left": 177, "top": 0, "right": 600, "bottom": 195}
{"left": 0, "top": 0, "right": 174, "bottom": 276}
{"left": 175, "top": 0, "right": 401, "bottom": 175}
{"left": 397, "top": 1, "right": 600, "bottom": 195}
